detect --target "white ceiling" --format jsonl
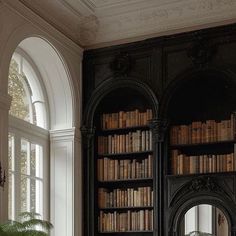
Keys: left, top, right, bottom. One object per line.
{"left": 19, "top": 0, "right": 236, "bottom": 48}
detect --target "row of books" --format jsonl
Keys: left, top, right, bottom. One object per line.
{"left": 101, "top": 109, "right": 153, "bottom": 130}
{"left": 99, "top": 210, "right": 153, "bottom": 232}
{"left": 98, "top": 187, "right": 153, "bottom": 208}
{"left": 170, "top": 115, "right": 235, "bottom": 145}
{"left": 98, "top": 130, "right": 152, "bottom": 154}
{"left": 97, "top": 155, "right": 153, "bottom": 181}
{"left": 172, "top": 150, "right": 235, "bottom": 175}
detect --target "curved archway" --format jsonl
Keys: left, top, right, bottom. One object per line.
{"left": 0, "top": 23, "right": 77, "bottom": 129}
{"left": 17, "top": 37, "right": 73, "bottom": 130}
{"left": 170, "top": 195, "right": 234, "bottom": 236}
{"left": 0, "top": 23, "right": 81, "bottom": 236}
{"left": 159, "top": 67, "right": 236, "bottom": 119}
{"left": 83, "top": 77, "right": 159, "bottom": 128}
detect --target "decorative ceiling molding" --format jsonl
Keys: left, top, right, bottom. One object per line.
{"left": 81, "top": 0, "right": 148, "bottom": 11}
{"left": 17, "top": 0, "right": 236, "bottom": 48}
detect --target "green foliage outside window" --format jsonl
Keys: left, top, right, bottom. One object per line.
{"left": 8, "top": 58, "right": 30, "bottom": 122}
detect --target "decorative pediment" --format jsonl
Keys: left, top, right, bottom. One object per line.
{"left": 168, "top": 175, "right": 234, "bottom": 207}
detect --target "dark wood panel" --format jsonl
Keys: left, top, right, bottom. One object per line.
{"left": 83, "top": 22, "right": 236, "bottom": 236}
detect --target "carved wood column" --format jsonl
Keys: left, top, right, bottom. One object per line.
{"left": 231, "top": 228, "right": 236, "bottom": 236}
{"left": 149, "top": 119, "right": 168, "bottom": 236}
{"left": 81, "top": 126, "right": 96, "bottom": 236}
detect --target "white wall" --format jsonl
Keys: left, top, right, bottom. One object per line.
{"left": 0, "top": 1, "right": 83, "bottom": 236}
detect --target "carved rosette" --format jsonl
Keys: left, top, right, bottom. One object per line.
{"left": 110, "top": 54, "right": 132, "bottom": 76}
{"left": 149, "top": 119, "right": 168, "bottom": 142}
{"left": 188, "top": 176, "right": 221, "bottom": 193}
{"left": 80, "top": 126, "right": 96, "bottom": 148}
{"left": 187, "top": 35, "right": 217, "bottom": 68}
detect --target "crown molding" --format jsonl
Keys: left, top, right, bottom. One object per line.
{"left": 6, "top": 0, "right": 236, "bottom": 48}
{"left": 3, "top": 0, "right": 83, "bottom": 55}
{"left": 82, "top": 0, "right": 236, "bottom": 47}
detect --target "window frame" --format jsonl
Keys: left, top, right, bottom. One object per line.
{"left": 8, "top": 49, "right": 50, "bottom": 220}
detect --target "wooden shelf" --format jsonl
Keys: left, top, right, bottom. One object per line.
{"left": 167, "top": 171, "right": 236, "bottom": 178}
{"left": 98, "top": 151, "right": 153, "bottom": 157}
{"left": 98, "top": 178, "right": 153, "bottom": 185}
{"left": 98, "top": 125, "right": 150, "bottom": 134}
{"left": 170, "top": 139, "right": 235, "bottom": 149}
{"left": 99, "top": 230, "right": 153, "bottom": 234}
{"left": 99, "top": 206, "right": 154, "bottom": 211}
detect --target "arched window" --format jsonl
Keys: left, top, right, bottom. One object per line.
{"left": 8, "top": 50, "right": 49, "bottom": 220}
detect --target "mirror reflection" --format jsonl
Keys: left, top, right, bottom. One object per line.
{"left": 181, "top": 204, "right": 229, "bottom": 236}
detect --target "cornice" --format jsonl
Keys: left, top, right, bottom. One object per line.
{"left": 4, "top": 0, "right": 236, "bottom": 48}
{"left": 3, "top": 0, "right": 83, "bottom": 56}
{"left": 50, "top": 127, "right": 81, "bottom": 142}
{"left": 82, "top": 0, "right": 236, "bottom": 47}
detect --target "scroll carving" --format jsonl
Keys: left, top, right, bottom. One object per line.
{"left": 188, "top": 176, "right": 221, "bottom": 193}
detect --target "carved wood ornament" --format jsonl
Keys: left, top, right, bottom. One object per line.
{"left": 188, "top": 176, "right": 222, "bottom": 193}
{"left": 110, "top": 54, "right": 132, "bottom": 76}
{"left": 187, "top": 35, "right": 217, "bottom": 68}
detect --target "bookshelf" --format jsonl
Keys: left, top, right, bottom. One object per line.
{"left": 170, "top": 115, "right": 236, "bottom": 175}
{"left": 96, "top": 109, "right": 154, "bottom": 234}
{"left": 167, "top": 74, "right": 236, "bottom": 176}
{"left": 83, "top": 24, "right": 236, "bottom": 236}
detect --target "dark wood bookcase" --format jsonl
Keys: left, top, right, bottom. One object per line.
{"left": 97, "top": 106, "right": 154, "bottom": 234}
{"left": 167, "top": 74, "right": 236, "bottom": 176}
{"left": 82, "top": 23, "right": 236, "bottom": 236}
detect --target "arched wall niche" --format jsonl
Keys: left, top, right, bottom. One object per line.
{"left": 159, "top": 67, "right": 236, "bottom": 122}
{"left": 83, "top": 77, "right": 159, "bottom": 128}
{"left": 82, "top": 77, "right": 159, "bottom": 236}
{"left": 0, "top": 22, "right": 82, "bottom": 236}
{"left": 169, "top": 194, "right": 234, "bottom": 236}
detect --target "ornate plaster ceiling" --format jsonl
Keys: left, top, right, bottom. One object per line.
{"left": 19, "top": 0, "right": 236, "bottom": 48}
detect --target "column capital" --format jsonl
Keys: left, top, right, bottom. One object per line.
{"left": 50, "top": 127, "right": 78, "bottom": 142}
{"left": 80, "top": 126, "right": 96, "bottom": 147}
{"left": 149, "top": 118, "right": 168, "bottom": 142}
{"left": 80, "top": 126, "right": 95, "bottom": 137}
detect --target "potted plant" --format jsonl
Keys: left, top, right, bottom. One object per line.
{"left": 0, "top": 212, "right": 53, "bottom": 236}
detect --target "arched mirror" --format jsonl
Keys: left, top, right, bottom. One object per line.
{"left": 180, "top": 204, "right": 229, "bottom": 236}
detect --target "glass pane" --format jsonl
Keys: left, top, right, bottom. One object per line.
{"left": 31, "top": 144, "right": 43, "bottom": 178}
{"left": 30, "top": 178, "right": 36, "bottom": 212}
{"left": 31, "top": 143, "right": 36, "bottom": 177}
{"left": 8, "top": 134, "right": 14, "bottom": 172}
{"left": 21, "top": 176, "right": 30, "bottom": 212}
{"left": 8, "top": 58, "right": 31, "bottom": 122}
{"left": 36, "top": 180, "right": 43, "bottom": 215}
{"left": 21, "top": 139, "right": 30, "bottom": 175}
{"left": 8, "top": 173, "right": 15, "bottom": 220}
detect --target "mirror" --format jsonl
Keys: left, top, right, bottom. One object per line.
{"left": 180, "top": 204, "right": 229, "bottom": 236}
